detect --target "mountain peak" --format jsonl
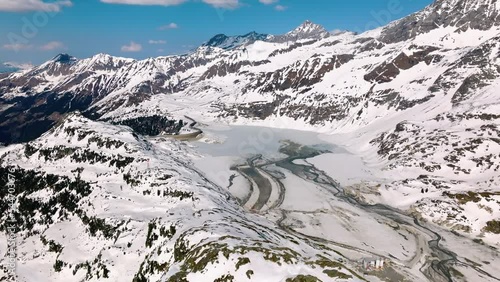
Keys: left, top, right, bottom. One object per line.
{"left": 283, "top": 20, "right": 330, "bottom": 41}
{"left": 288, "top": 20, "right": 328, "bottom": 35}
{"left": 89, "top": 53, "right": 119, "bottom": 63}
{"left": 200, "top": 21, "right": 330, "bottom": 49}
{"left": 52, "top": 53, "right": 77, "bottom": 64}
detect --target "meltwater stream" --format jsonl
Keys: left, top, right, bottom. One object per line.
{"left": 194, "top": 125, "right": 499, "bottom": 282}
{"left": 234, "top": 141, "right": 500, "bottom": 282}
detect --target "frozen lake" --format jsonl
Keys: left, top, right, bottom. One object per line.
{"left": 190, "top": 123, "right": 500, "bottom": 282}
{"left": 195, "top": 124, "right": 344, "bottom": 157}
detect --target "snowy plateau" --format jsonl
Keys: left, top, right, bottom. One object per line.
{"left": 1, "top": 0, "right": 500, "bottom": 281}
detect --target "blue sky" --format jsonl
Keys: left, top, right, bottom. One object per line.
{"left": 0, "top": 0, "right": 433, "bottom": 64}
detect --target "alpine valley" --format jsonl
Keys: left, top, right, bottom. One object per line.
{"left": 1, "top": 0, "right": 500, "bottom": 281}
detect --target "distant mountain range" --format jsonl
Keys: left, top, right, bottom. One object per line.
{"left": 0, "top": 62, "right": 32, "bottom": 73}
{"left": 202, "top": 20, "right": 331, "bottom": 49}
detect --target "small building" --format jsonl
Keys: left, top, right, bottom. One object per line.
{"left": 361, "top": 257, "right": 385, "bottom": 271}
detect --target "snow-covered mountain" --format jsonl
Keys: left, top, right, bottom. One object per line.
{"left": 200, "top": 20, "right": 331, "bottom": 50}
{"left": 1, "top": 0, "right": 500, "bottom": 280}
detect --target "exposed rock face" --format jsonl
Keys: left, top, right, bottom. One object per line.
{"left": 357, "top": 38, "right": 386, "bottom": 53}
{"left": 199, "top": 60, "right": 270, "bottom": 80}
{"left": 202, "top": 32, "right": 270, "bottom": 50}
{"left": 429, "top": 35, "right": 500, "bottom": 104}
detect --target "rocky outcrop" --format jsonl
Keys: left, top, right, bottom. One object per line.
{"left": 199, "top": 60, "right": 270, "bottom": 80}
{"left": 364, "top": 46, "right": 441, "bottom": 83}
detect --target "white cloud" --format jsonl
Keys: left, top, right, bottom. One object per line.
{"left": 3, "top": 43, "right": 33, "bottom": 51}
{"left": 275, "top": 4, "right": 286, "bottom": 11}
{"left": 40, "top": 41, "right": 66, "bottom": 51}
{"left": 330, "top": 29, "right": 344, "bottom": 35}
{"left": 100, "top": 0, "right": 187, "bottom": 6}
{"left": 3, "top": 61, "right": 33, "bottom": 70}
{"left": 4, "top": 41, "right": 66, "bottom": 52}
{"left": 202, "top": 0, "right": 239, "bottom": 9}
{"left": 157, "top": 48, "right": 164, "bottom": 52}
{"left": 0, "top": 0, "right": 72, "bottom": 12}
{"left": 259, "top": 0, "right": 277, "bottom": 4}
{"left": 158, "top": 23, "right": 178, "bottom": 30}
{"left": 121, "top": 41, "right": 142, "bottom": 52}
{"left": 149, "top": 40, "right": 167, "bottom": 44}
{"left": 101, "top": 0, "right": 239, "bottom": 9}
